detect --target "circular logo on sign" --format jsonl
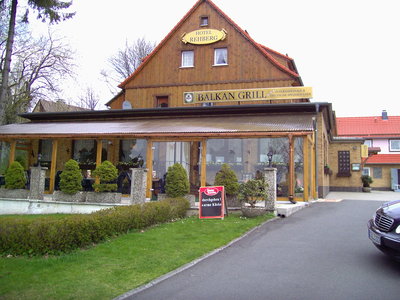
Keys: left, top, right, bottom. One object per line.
{"left": 184, "top": 93, "right": 194, "bottom": 103}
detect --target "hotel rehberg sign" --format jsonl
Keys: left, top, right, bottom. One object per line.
{"left": 183, "top": 87, "right": 313, "bottom": 104}
{"left": 181, "top": 29, "right": 227, "bottom": 45}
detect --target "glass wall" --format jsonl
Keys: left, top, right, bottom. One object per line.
{"left": 119, "top": 139, "right": 147, "bottom": 168}
{"left": 152, "top": 141, "right": 201, "bottom": 198}
{"left": 294, "top": 137, "right": 304, "bottom": 197}
{"left": 206, "top": 137, "right": 291, "bottom": 197}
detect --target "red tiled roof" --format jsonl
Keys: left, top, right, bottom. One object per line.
{"left": 118, "top": 0, "right": 299, "bottom": 88}
{"left": 337, "top": 116, "right": 400, "bottom": 138}
{"left": 365, "top": 154, "right": 400, "bottom": 165}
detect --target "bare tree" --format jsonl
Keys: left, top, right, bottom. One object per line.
{"left": 77, "top": 86, "right": 100, "bottom": 110}
{"left": 101, "top": 37, "right": 155, "bottom": 95}
{"left": 0, "top": 0, "right": 74, "bottom": 125}
{"left": 4, "top": 30, "right": 75, "bottom": 123}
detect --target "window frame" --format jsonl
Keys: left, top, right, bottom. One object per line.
{"left": 364, "top": 139, "right": 373, "bottom": 147}
{"left": 213, "top": 48, "right": 228, "bottom": 66}
{"left": 200, "top": 16, "right": 209, "bottom": 26}
{"left": 181, "top": 50, "right": 194, "bottom": 68}
{"left": 389, "top": 139, "right": 400, "bottom": 152}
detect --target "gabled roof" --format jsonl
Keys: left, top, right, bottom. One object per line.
{"left": 118, "top": 0, "right": 300, "bottom": 88}
{"left": 337, "top": 115, "right": 400, "bottom": 138}
{"left": 365, "top": 154, "right": 400, "bottom": 165}
{"left": 33, "top": 100, "right": 89, "bottom": 113}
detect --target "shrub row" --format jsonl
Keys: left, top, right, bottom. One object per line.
{"left": 0, "top": 197, "right": 189, "bottom": 256}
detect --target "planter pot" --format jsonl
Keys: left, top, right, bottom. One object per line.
{"left": 0, "top": 188, "right": 29, "bottom": 199}
{"left": 53, "top": 191, "right": 86, "bottom": 202}
{"left": 362, "top": 187, "right": 372, "bottom": 193}
{"left": 85, "top": 192, "right": 122, "bottom": 203}
{"left": 241, "top": 206, "right": 267, "bottom": 218}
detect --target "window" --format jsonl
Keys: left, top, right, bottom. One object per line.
{"left": 389, "top": 139, "right": 400, "bottom": 152}
{"left": 337, "top": 151, "right": 351, "bottom": 177}
{"left": 364, "top": 140, "right": 372, "bottom": 147}
{"left": 214, "top": 48, "right": 228, "bottom": 65}
{"left": 39, "top": 139, "right": 52, "bottom": 163}
{"left": 362, "top": 167, "right": 370, "bottom": 176}
{"left": 73, "top": 140, "right": 96, "bottom": 165}
{"left": 373, "top": 167, "right": 382, "bottom": 179}
{"left": 200, "top": 16, "right": 208, "bottom": 26}
{"left": 181, "top": 50, "right": 194, "bottom": 67}
{"left": 156, "top": 96, "right": 169, "bottom": 107}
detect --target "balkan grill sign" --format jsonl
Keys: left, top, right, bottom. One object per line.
{"left": 184, "top": 87, "right": 313, "bottom": 104}
{"left": 199, "top": 186, "right": 225, "bottom": 219}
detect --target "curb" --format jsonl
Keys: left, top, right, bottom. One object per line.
{"left": 113, "top": 216, "right": 280, "bottom": 300}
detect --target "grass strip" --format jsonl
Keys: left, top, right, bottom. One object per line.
{"left": 0, "top": 213, "right": 273, "bottom": 300}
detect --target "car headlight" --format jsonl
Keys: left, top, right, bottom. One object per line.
{"left": 396, "top": 225, "right": 400, "bottom": 234}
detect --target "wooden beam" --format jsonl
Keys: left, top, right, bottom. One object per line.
{"left": 95, "top": 139, "right": 103, "bottom": 185}
{"left": 9, "top": 140, "right": 16, "bottom": 166}
{"left": 288, "top": 135, "right": 294, "bottom": 202}
{"left": 146, "top": 140, "right": 154, "bottom": 199}
{"left": 200, "top": 139, "right": 207, "bottom": 187}
{"left": 303, "top": 136, "right": 309, "bottom": 201}
{"left": 49, "top": 139, "right": 58, "bottom": 193}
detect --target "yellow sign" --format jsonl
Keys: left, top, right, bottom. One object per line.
{"left": 181, "top": 29, "right": 227, "bottom": 45}
{"left": 183, "top": 87, "right": 313, "bottom": 104}
{"left": 361, "top": 145, "right": 369, "bottom": 158}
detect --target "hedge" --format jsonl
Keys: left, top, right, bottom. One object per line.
{"left": 0, "top": 197, "right": 189, "bottom": 256}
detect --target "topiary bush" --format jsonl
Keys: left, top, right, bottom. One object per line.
{"left": 214, "top": 163, "right": 239, "bottom": 196}
{"left": 0, "top": 197, "right": 189, "bottom": 256}
{"left": 4, "top": 161, "right": 26, "bottom": 189}
{"left": 92, "top": 160, "right": 118, "bottom": 192}
{"left": 165, "top": 163, "right": 190, "bottom": 198}
{"left": 60, "top": 159, "right": 83, "bottom": 194}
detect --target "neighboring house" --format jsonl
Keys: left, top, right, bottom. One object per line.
{"left": 33, "top": 100, "right": 89, "bottom": 113}
{"left": 337, "top": 110, "right": 400, "bottom": 191}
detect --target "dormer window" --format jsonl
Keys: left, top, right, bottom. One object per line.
{"left": 200, "top": 16, "right": 208, "bottom": 26}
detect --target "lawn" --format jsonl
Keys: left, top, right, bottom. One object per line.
{"left": 0, "top": 213, "right": 274, "bottom": 300}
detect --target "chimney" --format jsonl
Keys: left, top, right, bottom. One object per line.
{"left": 382, "top": 110, "right": 388, "bottom": 120}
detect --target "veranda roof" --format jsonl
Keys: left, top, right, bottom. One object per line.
{"left": 0, "top": 114, "right": 314, "bottom": 139}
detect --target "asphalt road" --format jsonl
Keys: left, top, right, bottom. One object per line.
{"left": 120, "top": 200, "right": 400, "bottom": 300}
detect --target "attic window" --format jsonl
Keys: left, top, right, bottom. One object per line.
{"left": 200, "top": 16, "right": 208, "bottom": 26}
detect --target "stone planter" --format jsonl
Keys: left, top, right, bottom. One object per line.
{"left": 53, "top": 191, "right": 86, "bottom": 202}
{"left": 241, "top": 206, "right": 267, "bottom": 218}
{"left": 362, "top": 187, "right": 372, "bottom": 193}
{"left": 0, "top": 188, "right": 29, "bottom": 199}
{"left": 85, "top": 192, "right": 122, "bottom": 203}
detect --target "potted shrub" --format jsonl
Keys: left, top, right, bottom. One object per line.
{"left": 361, "top": 175, "right": 373, "bottom": 192}
{"left": 239, "top": 176, "right": 269, "bottom": 217}
{"left": 3, "top": 161, "right": 29, "bottom": 198}
{"left": 214, "top": 163, "right": 240, "bottom": 207}
{"left": 88, "top": 160, "right": 121, "bottom": 203}
{"left": 55, "top": 159, "right": 85, "bottom": 202}
{"left": 165, "top": 163, "right": 190, "bottom": 198}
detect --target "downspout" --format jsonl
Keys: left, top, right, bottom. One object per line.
{"left": 314, "top": 104, "right": 320, "bottom": 199}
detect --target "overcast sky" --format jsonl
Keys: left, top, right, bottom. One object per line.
{"left": 32, "top": 0, "right": 399, "bottom": 117}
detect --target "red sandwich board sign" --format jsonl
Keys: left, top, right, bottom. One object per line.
{"left": 199, "top": 186, "right": 225, "bottom": 219}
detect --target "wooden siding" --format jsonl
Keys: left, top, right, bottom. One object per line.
{"left": 113, "top": 1, "right": 303, "bottom": 110}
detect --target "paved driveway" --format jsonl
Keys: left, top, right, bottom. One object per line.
{"left": 118, "top": 198, "right": 400, "bottom": 300}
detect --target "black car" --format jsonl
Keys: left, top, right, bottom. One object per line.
{"left": 368, "top": 200, "right": 400, "bottom": 259}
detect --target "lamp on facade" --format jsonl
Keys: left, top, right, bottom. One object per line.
{"left": 267, "top": 151, "right": 273, "bottom": 167}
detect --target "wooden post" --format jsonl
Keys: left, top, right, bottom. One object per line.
{"left": 146, "top": 140, "right": 154, "bottom": 199}
{"left": 9, "top": 140, "right": 16, "bottom": 166}
{"left": 200, "top": 139, "right": 207, "bottom": 187}
{"left": 95, "top": 139, "right": 103, "bottom": 185}
{"left": 303, "top": 136, "right": 309, "bottom": 202}
{"left": 288, "top": 135, "right": 295, "bottom": 203}
{"left": 49, "top": 139, "right": 58, "bottom": 193}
